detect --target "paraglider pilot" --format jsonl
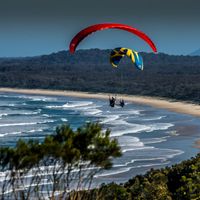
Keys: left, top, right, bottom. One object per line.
{"left": 120, "top": 99, "right": 125, "bottom": 107}
{"left": 109, "top": 96, "right": 116, "bottom": 107}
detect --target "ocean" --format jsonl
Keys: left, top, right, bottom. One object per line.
{"left": 0, "top": 92, "right": 199, "bottom": 185}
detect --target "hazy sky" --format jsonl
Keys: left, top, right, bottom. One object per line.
{"left": 0, "top": 0, "right": 199, "bottom": 57}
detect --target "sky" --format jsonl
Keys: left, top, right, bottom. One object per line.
{"left": 0, "top": 0, "right": 200, "bottom": 57}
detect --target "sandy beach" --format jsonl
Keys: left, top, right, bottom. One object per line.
{"left": 1, "top": 87, "right": 200, "bottom": 118}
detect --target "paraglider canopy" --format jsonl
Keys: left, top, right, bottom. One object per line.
{"left": 69, "top": 23, "right": 157, "bottom": 53}
{"left": 110, "top": 47, "right": 144, "bottom": 70}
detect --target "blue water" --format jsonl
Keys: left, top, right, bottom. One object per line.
{"left": 0, "top": 92, "right": 199, "bottom": 184}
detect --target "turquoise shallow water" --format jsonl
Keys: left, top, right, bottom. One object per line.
{"left": 0, "top": 92, "right": 199, "bottom": 184}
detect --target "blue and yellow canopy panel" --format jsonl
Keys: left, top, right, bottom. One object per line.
{"left": 110, "top": 47, "right": 144, "bottom": 70}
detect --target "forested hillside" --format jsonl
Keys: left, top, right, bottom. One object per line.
{"left": 87, "top": 153, "right": 200, "bottom": 200}
{"left": 1, "top": 49, "right": 200, "bottom": 103}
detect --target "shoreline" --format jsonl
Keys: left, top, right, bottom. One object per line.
{"left": 1, "top": 87, "right": 200, "bottom": 117}
{"left": 0, "top": 87, "right": 199, "bottom": 149}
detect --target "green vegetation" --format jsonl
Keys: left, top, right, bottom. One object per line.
{"left": 1, "top": 49, "right": 200, "bottom": 103}
{"left": 0, "top": 123, "right": 121, "bottom": 200}
{"left": 87, "top": 154, "right": 200, "bottom": 200}
{"left": 0, "top": 122, "right": 199, "bottom": 199}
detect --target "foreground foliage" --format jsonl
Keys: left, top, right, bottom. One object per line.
{"left": 87, "top": 153, "right": 200, "bottom": 200}
{"left": 0, "top": 123, "right": 121, "bottom": 200}
{"left": 0, "top": 121, "right": 199, "bottom": 199}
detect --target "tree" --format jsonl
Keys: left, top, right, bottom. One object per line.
{"left": 0, "top": 122, "right": 121, "bottom": 200}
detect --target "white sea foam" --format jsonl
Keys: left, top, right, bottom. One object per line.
{"left": 0, "top": 131, "right": 22, "bottom": 137}
{"left": 83, "top": 109, "right": 102, "bottom": 115}
{"left": 19, "top": 110, "right": 41, "bottom": 115}
{"left": 95, "top": 167, "right": 132, "bottom": 177}
{"left": 104, "top": 117, "right": 131, "bottom": 126}
{"left": 42, "top": 114, "right": 50, "bottom": 117}
{"left": 27, "top": 129, "right": 43, "bottom": 133}
{"left": 75, "top": 105, "right": 100, "bottom": 110}
{"left": 113, "top": 157, "right": 169, "bottom": 168}
{"left": 122, "top": 146, "right": 155, "bottom": 153}
{"left": 62, "top": 101, "right": 93, "bottom": 108}
{"left": 96, "top": 161, "right": 170, "bottom": 178}
{"left": 142, "top": 136, "right": 170, "bottom": 144}
{"left": 142, "top": 116, "right": 166, "bottom": 121}
{"left": 8, "top": 103, "right": 15, "bottom": 107}
{"left": 164, "top": 149, "right": 184, "bottom": 158}
{"left": 0, "top": 122, "right": 38, "bottom": 127}
{"left": 113, "top": 122, "right": 173, "bottom": 136}
{"left": 145, "top": 123, "right": 174, "bottom": 132}
{"left": 17, "top": 95, "right": 58, "bottom": 102}
{"left": 0, "top": 94, "right": 10, "bottom": 98}
{"left": 110, "top": 124, "right": 150, "bottom": 137}
{"left": 0, "top": 110, "right": 40, "bottom": 117}
{"left": 46, "top": 101, "right": 103, "bottom": 117}
{"left": 100, "top": 115, "right": 120, "bottom": 124}
{"left": 79, "top": 105, "right": 102, "bottom": 115}
{"left": 0, "top": 158, "right": 171, "bottom": 183}
{"left": 121, "top": 110, "right": 142, "bottom": 115}
{"left": 118, "top": 136, "right": 144, "bottom": 147}
{"left": 0, "top": 128, "right": 43, "bottom": 137}
{"left": 61, "top": 118, "right": 68, "bottom": 122}
{"left": 166, "top": 130, "right": 179, "bottom": 136}
{"left": 0, "top": 113, "right": 8, "bottom": 117}
{"left": 0, "top": 120, "right": 54, "bottom": 127}
{"left": 46, "top": 101, "right": 93, "bottom": 109}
